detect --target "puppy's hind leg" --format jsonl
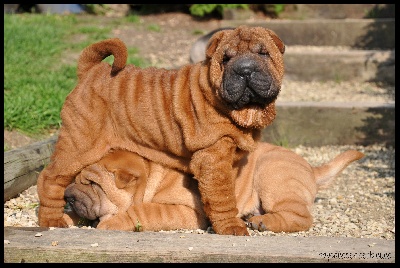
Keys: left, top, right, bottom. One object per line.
{"left": 247, "top": 147, "right": 317, "bottom": 233}
{"left": 247, "top": 201, "right": 314, "bottom": 233}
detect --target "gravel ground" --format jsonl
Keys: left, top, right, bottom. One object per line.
{"left": 4, "top": 13, "right": 395, "bottom": 240}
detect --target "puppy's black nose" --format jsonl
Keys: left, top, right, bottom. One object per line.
{"left": 233, "top": 57, "right": 257, "bottom": 77}
{"left": 65, "top": 196, "right": 75, "bottom": 204}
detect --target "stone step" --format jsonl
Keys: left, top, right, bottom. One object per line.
{"left": 284, "top": 46, "right": 394, "bottom": 85}
{"left": 221, "top": 19, "right": 395, "bottom": 49}
{"left": 262, "top": 102, "right": 395, "bottom": 147}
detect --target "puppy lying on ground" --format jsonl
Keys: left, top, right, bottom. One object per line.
{"left": 64, "top": 143, "right": 364, "bottom": 233}
{"left": 38, "top": 26, "right": 286, "bottom": 235}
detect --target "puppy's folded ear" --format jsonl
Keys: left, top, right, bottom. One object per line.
{"left": 112, "top": 169, "right": 139, "bottom": 189}
{"left": 206, "top": 30, "right": 228, "bottom": 59}
{"left": 268, "top": 30, "right": 285, "bottom": 54}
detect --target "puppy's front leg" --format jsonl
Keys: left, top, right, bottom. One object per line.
{"left": 37, "top": 166, "right": 74, "bottom": 227}
{"left": 190, "top": 137, "right": 249, "bottom": 236}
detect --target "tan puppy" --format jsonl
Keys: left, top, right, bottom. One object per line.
{"left": 64, "top": 143, "right": 364, "bottom": 233}
{"left": 37, "top": 26, "right": 285, "bottom": 235}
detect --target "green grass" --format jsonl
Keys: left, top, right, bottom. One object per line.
{"left": 147, "top": 23, "right": 161, "bottom": 32}
{"left": 4, "top": 14, "right": 148, "bottom": 138}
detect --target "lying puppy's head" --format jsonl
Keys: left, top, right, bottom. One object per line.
{"left": 204, "top": 26, "right": 285, "bottom": 129}
{"left": 64, "top": 150, "right": 147, "bottom": 222}
{"left": 64, "top": 182, "right": 118, "bottom": 221}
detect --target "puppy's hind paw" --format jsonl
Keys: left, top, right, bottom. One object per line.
{"left": 247, "top": 220, "right": 268, "bottom": 232}
{"left": 247, "top": 215, "right": 269, "bottom": 232}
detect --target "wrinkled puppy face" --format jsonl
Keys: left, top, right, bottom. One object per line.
{"left": 206, "top": 26, "right": 285, "bottom": 128}
{"left": 64, "top": 182, "right": 118, "bottom": 220}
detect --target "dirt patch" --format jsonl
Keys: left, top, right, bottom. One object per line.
{"left": 4, "top": 130, "right": 37, "bottom": 150}
{"left": 4, "top": 129, "right": 59, "bottom": 150}
{"left": 111, "top": 12, "right": 224, "bottom": 69}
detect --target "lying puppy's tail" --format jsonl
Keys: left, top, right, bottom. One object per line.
{"left": 77, "top": 38, "right": 127, "bottom": 79}
{"left": 313, "top": 150, "right": 364, "bottom": 189}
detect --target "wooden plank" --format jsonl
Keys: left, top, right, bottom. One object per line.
{"left": 4, "top": 136, "right": 57, "bottom": 202}
{"left": 4, "top": 227, "right": 395, "bottom": 263}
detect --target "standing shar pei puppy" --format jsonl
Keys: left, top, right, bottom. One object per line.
{"left": 37, "top": 26, "right": 285, "bottom": 236}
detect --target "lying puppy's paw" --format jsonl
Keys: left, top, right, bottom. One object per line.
{"left": 212, "top": 218, "right": 249, "bottom": 236}
{"left": 96, "top": 212, "right": 138, "bottom": 231}
{"left": 247, "top": 215, "right": 269, "bottom": 232}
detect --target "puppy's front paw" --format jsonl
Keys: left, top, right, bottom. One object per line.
{"left": 38, "top": 206, "right": 69, "bottom": 228}
{"left": 212, "top": 218, "right": 249, "bottom": 236}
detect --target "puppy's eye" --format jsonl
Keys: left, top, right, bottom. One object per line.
{"left": 258, "top": 52, "right": 269, "bottom": 58}
{"left": 222, "top": 55, "right": 230, "bottom": 64}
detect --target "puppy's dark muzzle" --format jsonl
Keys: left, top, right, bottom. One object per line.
{"left": 222, "top": 56, "right": 280, "bottom": 110}
{"left": 64, "top": 184, "right": 98, "bottom": 220}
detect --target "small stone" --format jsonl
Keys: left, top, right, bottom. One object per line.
{"left": 329, "top": 198, "right": 338, "bottom": 205}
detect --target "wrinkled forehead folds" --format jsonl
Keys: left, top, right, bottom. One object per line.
{"left": 224, "top": 27, "right": 272, "bottom": 56}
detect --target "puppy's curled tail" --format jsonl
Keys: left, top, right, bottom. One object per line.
{"left": 313, "top": 150, "right": 364, "bottom": 190}
{"left": 77, "top": 38, "right": 128, "bottom": 80}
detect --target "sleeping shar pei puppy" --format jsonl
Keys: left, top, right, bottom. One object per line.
{"left": 37, "top": 26, "right": 285, "bottom": 235}
{"left": 64, "top": 143, "right": 364, "bottom": 233}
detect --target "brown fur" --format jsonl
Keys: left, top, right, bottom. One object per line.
{"left": 64, "top": 143, "right": 364, "bottom": 233}
{"left": 37, "top": 26, "right": 285, "bottom": 235}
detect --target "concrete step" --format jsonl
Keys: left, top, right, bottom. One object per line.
{"left": 221, "top": 19, "right": 395, "bottom": 49}
{"left": 262, "top": 102, "right": 395, "bottom": 147}
{"left": 284, "top": 46, "right": 395, "bottom": 85}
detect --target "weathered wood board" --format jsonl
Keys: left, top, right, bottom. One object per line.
{"left": 4, "top": 136, "right": 57, "bottom": 202}
{"left": 4, "top": 227, "right": 395, "bottom": 263}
